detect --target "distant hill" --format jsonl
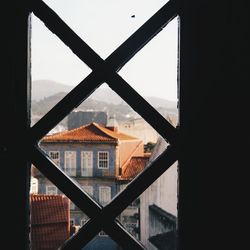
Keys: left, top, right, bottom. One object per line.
{"left": 31, "top": 80, "right": 178, "bottom": 127}
{"left": 145, "top": 96, "right": 177, "bottom": 110}
{"left": 32, "top": 91, "right": 137, "bottom": 123}
{"left": 32, "top": 80, "right": 177, "bottom": 108}
{"left": 89, "top": 87, "right": 177, "bottom": 110}
{"left": 32, "top": 80, "right": 72, "bottom": 101}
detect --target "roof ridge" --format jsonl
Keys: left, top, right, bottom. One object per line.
{"left": 42, "top": 122, "right": 138, "bottom": 142}
{"left": 95, "top": 123, "right": 137, "bottom": 140}
{"left": 44, "top": 124, "right": 88, "bottom": 138}
{"left": 93, "top": 123, "right": 119, "bottom": 140}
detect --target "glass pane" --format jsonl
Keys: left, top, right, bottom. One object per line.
{"left": 119, "top": 17, "right": 179, "bottom": 114}
{"left": 31, "top": 1, "right": 179, "bottom": 249}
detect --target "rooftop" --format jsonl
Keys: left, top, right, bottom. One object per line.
{"left": 42, "top": 122, "right": 138, "bottom": 143}
{"left": 118, "top": 155, "right": 150, "bottom": 180}
{"left": 30, "top": 194, "right": 70, "bottom": 225}
{"left": 30, "top": 194, "right": 70, "bottom": 250}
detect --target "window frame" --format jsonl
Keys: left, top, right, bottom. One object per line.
{"left": 29, "top": 1, "right": 178, "bottom": 248}
{"left": 4, "top": 0, "right": 184, "bottom": 249}
{"left": 49, "top": 150, "right": 60, "bottom": 166}
{"left": 97, "top": 151, "right": 109, "bottom": 169}
{"left": 2, "top": 0, "right": 236, "bottom": 249}
{"left": 81, "top": 151, "right": 93, "bottom": 176}
{"left": 64, "top": 151, "right": 76, "bottom": 176}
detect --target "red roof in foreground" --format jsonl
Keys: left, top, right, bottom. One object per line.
{"left": 118, "top": 155, "right": 150, "bottom": 180}
{"left": 42, "top": 122, "right": 137, "bottom": 143}
{"left": 30, "top": 194, "right": 70, "bottom": 250}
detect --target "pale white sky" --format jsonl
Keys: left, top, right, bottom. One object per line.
{"left": 31, "top": 0, "right": 178, "bottom": 101}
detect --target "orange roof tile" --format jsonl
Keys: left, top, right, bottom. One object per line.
{"left": 30, "top": 194, "right": 69, "bottom": 225}
{"left": 30, "top": 194, "right": 70, "bottom": 250}
{"left": 42, "top": 122, "right": 138, "bottom": 143}
{"left": 118, "top": 156, "right": 150, "bottom": 180}
{"left": 31, "top": 225, "right": 69, "bottom": 250}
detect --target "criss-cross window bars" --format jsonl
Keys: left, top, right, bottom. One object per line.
{"left": 29, "top": 0, "right": 179, "bottom": 249}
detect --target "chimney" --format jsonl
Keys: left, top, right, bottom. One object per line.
{"left": 106, "top": 114, "right": 118, "bottom": 132}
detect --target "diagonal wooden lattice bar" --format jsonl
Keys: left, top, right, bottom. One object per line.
{"left": 29, "top": 0, "right": 179, "bottom": 249}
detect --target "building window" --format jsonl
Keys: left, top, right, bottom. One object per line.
{"left": 82, "top": 185, "right": 94, "bottom": 196}
{"left": 49, "top": 151, "right": 60, "bottom": 166}
{"left": 65, "top": 151, "right": 76, "bottom": 176}
{"left": 98, "top": 151, "right": 109, "bottom": 169}
{"left": 81, "top": 151, "right": 93, "bottom": 176}
{"left": 99, "top": 186, "right": 111, "bottom": 206}
{"left": 46, "top": 185, "right": 57, "bottom": 195}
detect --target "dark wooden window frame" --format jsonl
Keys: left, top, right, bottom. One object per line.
{"left": 2, "top": 0, "right": 239, "bottom": 249}
{"left": 27, "top": 0, "right": 179, "bottom": 249}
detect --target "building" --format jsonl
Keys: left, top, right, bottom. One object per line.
{"left": 67, "top": 110, "right": 108, "bottom": 130}
{"left": 118, "top": 118, "right": 159, "bottom": 144}
{"left": 33, "top": 122, "right": 149, "bottom": 249}
{"left": 140, "top": 122, "right": 178, "bottom": 249}
{"left": 118, "top": 114, "right": 177, "bottom": 144}
{"left": 30, "top": 194, "right": 70, "bottom": 250}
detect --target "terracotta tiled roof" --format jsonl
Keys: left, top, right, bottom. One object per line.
{"left": 30, "top": 194, "right": 69, "bottom": 225}
{"left": 30, "top": 194, "right": 70, "bottom": 250}
{"left": 31, "top": 225, "right": 69, "bottom": 250}
{"left": 118, "top": 155, "right": 150, "bottom": 180}
{"left": 42, "top": 122, "right": 137, "bottom": 143}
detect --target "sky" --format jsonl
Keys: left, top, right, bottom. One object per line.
{"left": 31, "top": 0, "right": 178, "bottom": 101}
